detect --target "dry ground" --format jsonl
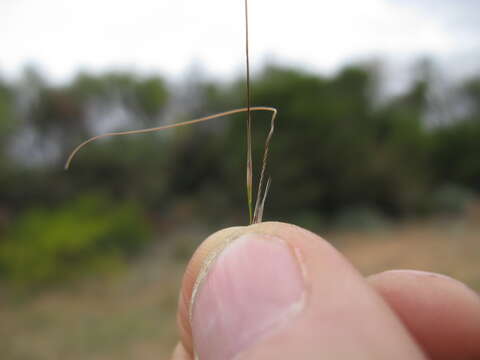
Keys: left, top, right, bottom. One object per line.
{"left": 1, "top": 217, "right": 479, "bottom": 360}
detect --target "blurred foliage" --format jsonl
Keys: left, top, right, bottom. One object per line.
{"left": 0, "top": 62, "right": 479, "bottom": 290}
{"left": 333, "top": 206, "right": 391, "bottom": 232}
{"left": 206, "top": 65, "right": 434, "bottom": 218}
{"left": 430, "top": 184, "right": 476, "bottom": 215}
{"left": 0, "top": 79, "right": 14, "bottom": 168}
{"left": 0, "top": 195, "right": 152, "bottom": 290}
{"left": 0, "top": 81, "right": 13, "bottom": 136}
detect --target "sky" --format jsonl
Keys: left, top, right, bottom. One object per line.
{"left": 1, "top": 0, "right": 479, "bottom": 84}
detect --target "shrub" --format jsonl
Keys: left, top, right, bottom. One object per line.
{"left": 431, "top": 184, "right": 477, "bottom": 216}
{"left": 0, "top": 194, "right": 152, "bottom": 290}
{"left": 333, "top": 206, "right": 391, "bottom": 232}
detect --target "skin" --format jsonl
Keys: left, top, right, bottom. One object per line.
{"left": 171, "top": 222, "right": 480, "bottom": 360}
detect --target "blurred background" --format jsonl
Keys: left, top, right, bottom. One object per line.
{"left": 1, "top": 0, "right": 479, "bottom": 359}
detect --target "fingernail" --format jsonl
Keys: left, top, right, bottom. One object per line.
{"left": 191, "top": 233, "right": 305, "bottom": 360}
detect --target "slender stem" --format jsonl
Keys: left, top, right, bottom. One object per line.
{"left": 245, "top": 0, "right": 253, "bottom": 224}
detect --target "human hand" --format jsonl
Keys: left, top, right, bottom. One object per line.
{"left": 171, "top": 222, "right": 480, "bottom": 360}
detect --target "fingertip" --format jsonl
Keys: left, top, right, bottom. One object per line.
{"left": 369, "top": 270, "right": 480, "bottom": 360}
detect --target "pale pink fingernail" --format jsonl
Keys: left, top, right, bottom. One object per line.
{"left": 191, "top": 233, "right": 305, "bottom": 360}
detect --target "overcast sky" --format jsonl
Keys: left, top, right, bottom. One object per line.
{"left": 1, "top": 0, "right": 479, "bottom": 84}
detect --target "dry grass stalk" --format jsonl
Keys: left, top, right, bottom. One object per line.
{"left": 65, "top": 107, "right": 277, "bottom": 224}
{"left": 244, "top": 0, "right": 254, "bottom": 223}
{"left": 66, "top": 0, "right": 276, "bottom": 224}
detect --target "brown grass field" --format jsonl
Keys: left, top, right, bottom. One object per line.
{"left": 1, "top": 215, "right": 479, "bottom": 360}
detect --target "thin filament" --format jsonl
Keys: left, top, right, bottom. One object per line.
{"left": 65, "top": 107, "right": 277, "bottom": 223}
{"left": 253, "top": 108, "right": 275, "bottom": 223}
{"left": 245, "top": 0, "right": 253, "bottom": 224}
{"left": 65, "top": 107, "right": 276, "bottom": 168}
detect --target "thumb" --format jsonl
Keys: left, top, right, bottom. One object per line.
{"left": 176, "top": 222, "right": 426, "bottom": 360}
